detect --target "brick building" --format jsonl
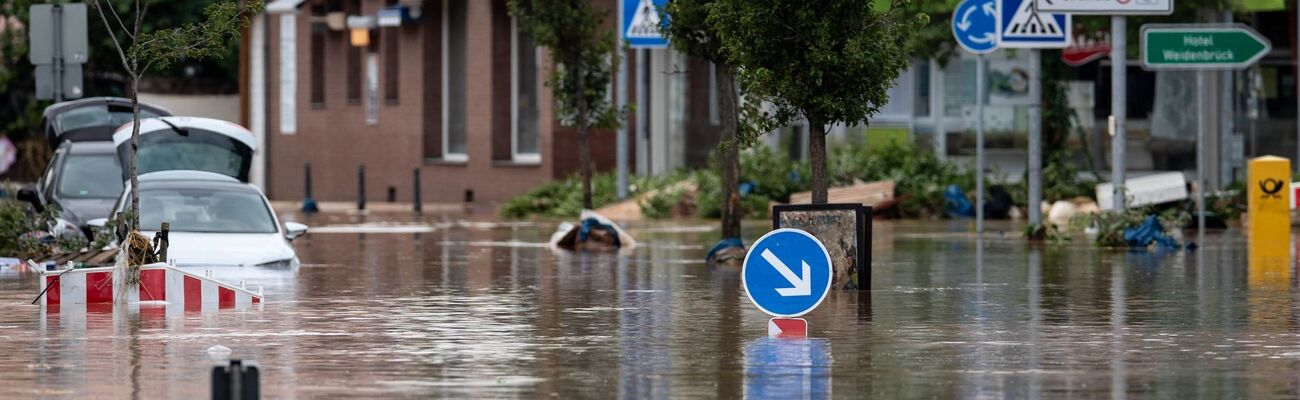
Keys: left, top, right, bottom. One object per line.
{"left": 243, "top": 0, "right": 721, "bottom": 206}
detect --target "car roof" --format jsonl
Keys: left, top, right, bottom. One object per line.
{"left": 60, "top": 140, "right": 118, "bottom": 155}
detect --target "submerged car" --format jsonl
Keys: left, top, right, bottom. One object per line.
{"left": 19, "top": 98, "right": 173, "bottom": 235}
{"left": 96, "top": 170, "right": 307, "bottom": 268}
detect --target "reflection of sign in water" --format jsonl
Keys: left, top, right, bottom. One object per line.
{"left": 743, "top": 338, "right": 832, "bottom": 399}
{"left": 742, "top": 229, "right": 833, "bottom": 317}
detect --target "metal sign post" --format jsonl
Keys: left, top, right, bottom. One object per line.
{"left": 1139, "top": 23, "right": 1273, "bottom": 234}
{"left": 620, "top": 0, "right": 668, "bottom": 198}
{"left": 1112, "top": 16, "right": 1127, "bottom": 211}
{"left": 997, "top": 0, "right": 1069, "bottom": 227}
{"left": 952, "top": 0, "right": 997, "bottom": 233}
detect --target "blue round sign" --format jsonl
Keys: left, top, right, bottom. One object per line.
{"left": 952, "top": 0, "right": 999, "bottom": 54}
{"left": 742, "top": 229, "right": 833, "bottom": 317}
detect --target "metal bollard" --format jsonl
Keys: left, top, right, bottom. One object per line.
{"left": 413, "top": 168, "right": 423, "bottom": 215}
{"left": 357, "top": 165, "right": 366, "bottom": 211}
{"left": 211, "top": 359, "right": 260, "bottom": 400}
{"left": 301, "top": 162, "right": 318, "bottom": 214}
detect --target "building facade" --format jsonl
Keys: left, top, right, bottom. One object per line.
{"left": 244, "top": 0, "right": 720, "bottom": 206}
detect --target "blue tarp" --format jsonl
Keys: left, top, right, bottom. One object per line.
{"left": 1123, "top": 215, "right": 1180, "bottom": 249}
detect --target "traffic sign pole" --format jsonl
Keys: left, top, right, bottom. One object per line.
{"left": 976, "top": 54, "right": 986, "bottom": 234}
{"left": 1197, "top": 70, "right": 1206, "bottom": 235}
{"left": 1028, "top": 49, "right": 1042, "bottom": 226}
{"left": 1111, "top": 16, "right": 1127, "bottom": 211}
{"left": 616, "top": 3, "right": 628, "bottom": 199}
{"left": 52, "top": 5, "right": 62, "bottom": 102}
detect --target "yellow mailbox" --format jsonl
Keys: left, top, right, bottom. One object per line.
{"left": 1247, "top": 156, "right": 1291, "bottom": 241}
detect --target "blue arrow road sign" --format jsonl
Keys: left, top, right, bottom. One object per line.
{"left": 623, "top": 0, "right": 668, "bottom": 48}
{"left": 999, "top": 0, "right": 1070, "bottom": 48}
{"left": 953, "top": 0, "right": 999, "bottom": 54}
{"left": 742, "top": 229, "right": 832, "bottom": 317}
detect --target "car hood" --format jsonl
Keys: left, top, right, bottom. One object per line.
{"left": 160, "top": 232, "right": 296, "bottom": 267}
{"left": 57, "top": 197, "right": 118, "bottom": 225}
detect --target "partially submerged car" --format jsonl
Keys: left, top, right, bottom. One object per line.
{"left": 19, "top": 98, "right": 173, "bottom": 236}
{"left": 94, "top": 170, "right": 307, "bottom": 269}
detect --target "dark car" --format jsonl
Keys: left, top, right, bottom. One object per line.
{"left": 39, "top": 97, "right": 171, "bottom": 147}
{"left": 18, "top": 141, "right": 123, "bottom": 235}
{"left": 18, "top": 98, "right": 172, "bottom": 237}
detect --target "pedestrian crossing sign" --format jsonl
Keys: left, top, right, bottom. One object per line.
{"left": 622, "top": 0, "right": 669, "bottom": 48}
{"left": 999, "top": 0, "right": 1070, "bottom": 48}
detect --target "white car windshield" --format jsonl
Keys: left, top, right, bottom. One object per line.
{"left": 135, "top": 187, "right": 277, "bottom": 234}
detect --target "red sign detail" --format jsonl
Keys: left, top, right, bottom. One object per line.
{"left": 768, "top": 318, "right": 808, "bottom": 338}
{"left": 1063, "top": 31, "right": 1111, "bottom": 67}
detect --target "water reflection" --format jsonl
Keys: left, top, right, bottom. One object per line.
{"left": 5, "top": 219, "right": 1300, "bottom": 397}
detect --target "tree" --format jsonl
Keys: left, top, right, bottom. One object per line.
{"left": 87, "top": 0, "right": 261, "bottom": 230}
{"left": 663, "top": 0, "right": 744, "bottom": 238}
{"left": 510, "top": 0, "right": 623, "bottom": 210}
{"left": 710, "top": 0, "right": 927, "bottom": 204}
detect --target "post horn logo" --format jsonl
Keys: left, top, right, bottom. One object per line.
{"left": 1259, "top": 178, "right": 1285, "bottom": 199}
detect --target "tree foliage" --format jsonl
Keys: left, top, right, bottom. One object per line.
{"left": 509, "top": 0, "right": 624, "bottom": 209}
{"left": 709, "top": 0, "right": 927, "bottom": 203}
{"left": 87, "top": 0, "right": 261, "bottom": 230}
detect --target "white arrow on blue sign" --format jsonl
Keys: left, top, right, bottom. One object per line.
{"left": 999, "top": 0, "right": 1071, "bottom": 48}
{"left": 953, "top": 0, "right": 1000, "bottom": 54}
{"left": 742, "top": 229, "right": 833, "bottom": 317}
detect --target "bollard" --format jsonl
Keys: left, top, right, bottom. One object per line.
{"left": 358, "top": 165, "right": 367, "bottom": 211}
{"left": 301, "top": 162, "right": 318, "bottom": 214}
{"left": 413, "top": 168, "right": 423, "bottom": 215}
{"left": 211, "top": 359, "right": 260, "bottom": 400}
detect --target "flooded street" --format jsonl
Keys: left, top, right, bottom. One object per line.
{"left": 0, "top": 211, "right": 1296, "bottom": 398}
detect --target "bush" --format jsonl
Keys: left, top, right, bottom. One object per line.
{"left": 831, "top": 140, "right": 975, "bottom": 218}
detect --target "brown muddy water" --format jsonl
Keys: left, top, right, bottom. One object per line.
{"left": 0, "top": 211, "right": 1295, "bottom": 399}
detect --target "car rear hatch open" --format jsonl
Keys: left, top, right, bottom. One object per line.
{"left": 115, "top": 117, "right": 256, "bottom": 183}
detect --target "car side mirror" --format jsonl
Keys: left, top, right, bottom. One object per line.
{"left": 283, "top": 222, "right": 308, "bottom": 241}
{"left": 16, "top": 186, "right": 42, "bottom": 212}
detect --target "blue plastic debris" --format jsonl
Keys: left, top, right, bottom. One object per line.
{"left": 944, "top": 185, "right": 975, "bottom": 218}
{"left": 739, "top": 181, "right": 756, "bottom": 197}
{"left": 1123, "top": 215, "right": 1180, "bottom": 249}
{"left": 578, "top": 218, "right": 622, "bottom": 248}
{"left": 706, "top": 237, "right": 746, "bottom": 266}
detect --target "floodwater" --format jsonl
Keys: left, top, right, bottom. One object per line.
{"left": 0, "top": 210, "right": 1297, "bottom": 398}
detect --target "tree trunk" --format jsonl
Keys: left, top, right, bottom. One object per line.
{"left": 576, "top": 64, "right": 592, "bottom": 210}
{"left": 129, "top": 75, "right": 141, "bottom": 230}
{"left": 808, "top": 116, "right": 828, "bottom": 204}
{"left": 717, "top": 63, "right": 741, "bottom": 238}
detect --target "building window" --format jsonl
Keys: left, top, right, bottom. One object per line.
{"left": 310, "top": 20, "right": 326, "bottom": 106}
{"left": 443, "top": 0, "right": 467, "bottom": 161}
{"left": 422, "top": 0, "right": 442, "bottom": 159}
{"left": 512, "top": 17, "right": 539, "bottom": 162}
{"left": 384, "top": 28, "right": 399, "bottom": 104}
{"left": 346, "top": 0, "right": 362, "bottom": 103}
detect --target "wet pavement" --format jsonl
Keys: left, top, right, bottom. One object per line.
{"left": 0, "top": 210, "right": 1297, "bottom": 398}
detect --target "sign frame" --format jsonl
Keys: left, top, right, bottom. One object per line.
{"left": 772, "top": 203, "right": 871, "bottom": 291}
{"left": 1034, "top": 0, "right": 1173, "bottom": 15}
{"left": 999, "top": 0, "right": 1072, "bottom": 49}
{"left": 1139, "top": 23, "right": 1272, "bottom": 71}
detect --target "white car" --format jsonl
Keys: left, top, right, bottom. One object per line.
{"left": 95, "top": 170, "right": 307, "bottom": 269}
{"left": 91, "top": 116, "right": 307, "bottom": 269}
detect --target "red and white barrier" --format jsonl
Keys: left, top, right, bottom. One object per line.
{"left": 767, "top": 318, "right": 808, "bottom": 338}
{"left": 35, "top": 262, "right": 261, "bottom": 313}
{"left": 1292, "top": 182, "right": 1299, "bottom": 210}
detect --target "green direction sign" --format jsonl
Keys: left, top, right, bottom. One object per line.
{"left": 1141, "top": 24, "right": 1272, "bottom": 70}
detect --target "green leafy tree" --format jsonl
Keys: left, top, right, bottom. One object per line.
{"left": 509, "top": 0, "right": 624, "bottom": 210}
{"left": 663, "top": 0, "right": 746, "bottom": 238}
{"left": 710, "top": 0, "right": 927, "bottom": 203}
{"left": 87, "top": 0, "right": 262, "bottom": 230}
